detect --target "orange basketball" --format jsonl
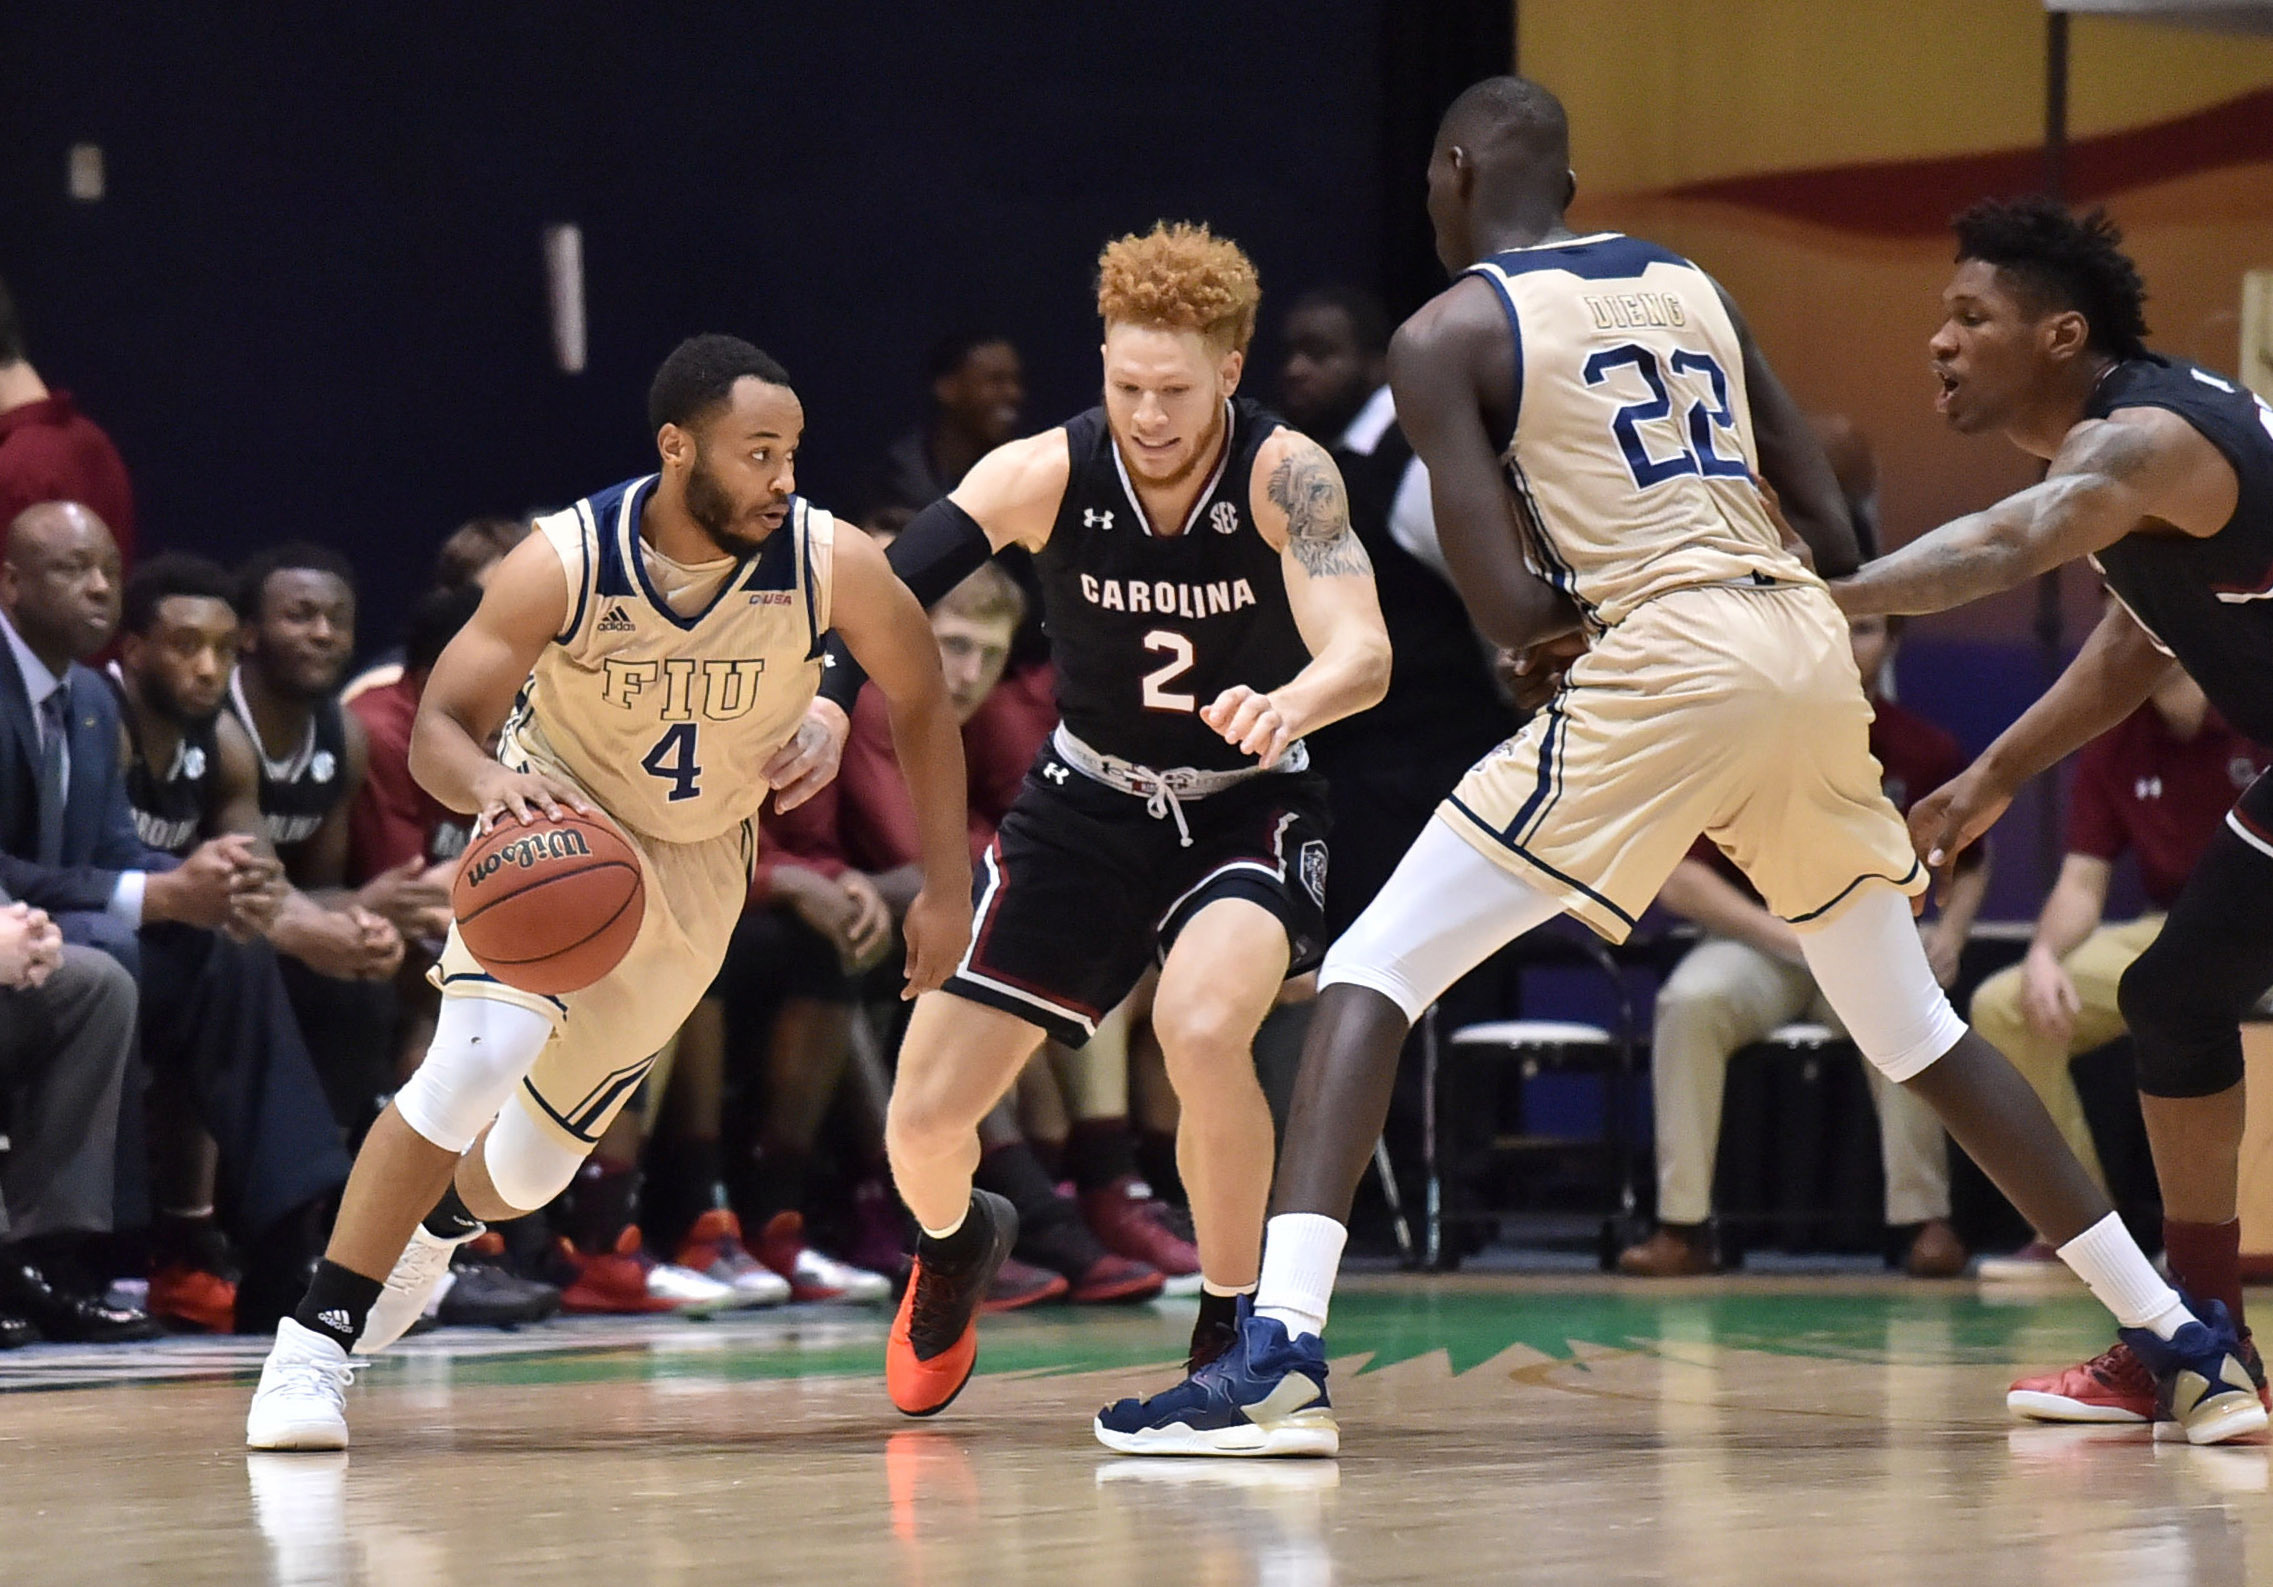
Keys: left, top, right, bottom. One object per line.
{"left": 451, "top": 812, "right": 645, "bottom": 996}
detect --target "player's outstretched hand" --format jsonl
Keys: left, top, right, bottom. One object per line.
{"left": 764, "top": 699, "right": 850, "bottom": 813}
{"left": 469, "top": 764, "right": 595, "bottom": 829}
{"left": 1907, "top": 765, "right": 2011, "bottom": 909}
{"left": 900, "top": 885, "right": 972, "bottom": 1000}
{"left": 1201, "top": 686, "right": 1294, "bottom": 768}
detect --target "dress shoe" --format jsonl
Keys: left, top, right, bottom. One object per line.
{"left": 0, "top": 1311, "right": 35, "bottom": 1350}
{"left": 0, "top": 1259, "right": 162, "bottom": 1343}
{"left": 1616, "top": 1224, "right": 1716, "bottom": 1277}
{"left": 1902, "top": 1218, "right": 1970, "bottom": 1278}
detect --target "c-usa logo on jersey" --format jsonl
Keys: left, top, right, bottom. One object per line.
{"left": 1209, "top": 501, "right": 1240, "bottom": 535}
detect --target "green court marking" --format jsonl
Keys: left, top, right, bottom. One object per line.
{"left": 420, "top": 1286, "right": 2123, "bottom": 1392}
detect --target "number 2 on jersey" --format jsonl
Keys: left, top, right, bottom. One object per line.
{"left": 1585, "top": 344, "right": 1748, "bottom": 489}
{"left": 642, "top": 722, "right": 702, "bottom": 801}
{"left": 1141, "top": 630, "right": 1196, "bottom": 712}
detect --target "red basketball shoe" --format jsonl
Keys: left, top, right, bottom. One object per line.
{"left": 886, "top": 1191, "right": 1016, "bottom": 1417}
{"left": 2009, "top": 1331, "right": 2269, "bottom": 1424}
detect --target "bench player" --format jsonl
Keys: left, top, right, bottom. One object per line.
{"left": 246, "top": 335, "right": 973, "bottom": 1449}
{"left": 822, "top": 223, "right": 1390, "bottom": 1416}
{"left": 1836, "top": 197, "right": 2273, "bottom": 1430}
{"left": 1096, "top": 78, "right": 2263, "bottom": 1455}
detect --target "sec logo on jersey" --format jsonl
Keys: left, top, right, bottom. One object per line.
{"left": 1209, "top": 501, "right": 1240, "bottom": 535}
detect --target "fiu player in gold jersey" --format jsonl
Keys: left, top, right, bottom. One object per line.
{"left": 1098, "top": 77, "right": 2264, "bottom": 1455}
{"left": 247, "top": 336, "right": 973, "bottom": 1450}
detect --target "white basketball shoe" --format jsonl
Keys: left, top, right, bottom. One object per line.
{"left": 246, "top": 1318, "right": 360, "bottom": 1450}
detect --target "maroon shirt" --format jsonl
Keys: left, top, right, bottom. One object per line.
{"left": 1690, "top": 696, "right": 1969, "bottom": 899}
{"left": 346, "top": 673, "right": 469, "bottom": 881}
{"left": 0, "top": 392, "right": 136, "bottom": 564}
{"left": 2067, "top": 705, "right": 2268, "bottom": 910}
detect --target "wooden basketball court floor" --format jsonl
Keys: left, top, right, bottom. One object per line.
{"left": 2, "top": 1274, "right": 2266, "bottom": 1586}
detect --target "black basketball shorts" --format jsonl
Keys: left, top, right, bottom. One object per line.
{"left": 941, "top": 745, "right": 1332, "bottom": 1047}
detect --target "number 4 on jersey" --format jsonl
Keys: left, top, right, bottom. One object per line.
{"left": 642, "top": 722, "right": 702, "bottom": 801}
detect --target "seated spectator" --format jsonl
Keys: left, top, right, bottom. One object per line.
{"left": 0, "top": 277, "right": 135, "bottom": 568}
{"left": 864, "top": 334, "right": 1026, "bottom": 537}
{"left": 346, "top": 585, "right": 481, "bottom": 1082}
{"left": 1620, "top": 611, "right": 1983, "bottom": 1278}
{"left": 0, "top": 893, "right": 146, "bottom": 1344}
{"left": 1971, "top": 664, "right": 2267, "bottom": 1273}
{"left": 0, "top": 503, "right": 348, "bottom": 1334}
{"left": 341, "top": 516, "right": 529, "bottom": 704}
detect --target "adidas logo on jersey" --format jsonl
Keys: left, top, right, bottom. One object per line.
{"left": 596, "top": 605, "right": 637, "bottom": 633}
{"left": 316, "top": 1308, "right": 352, "bottom": 1334}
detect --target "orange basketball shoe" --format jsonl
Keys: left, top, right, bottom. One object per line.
{"left": 887, "top": 1191, "right": 1017, "bottom": 1417}
{"left": 148, "top": 1262, "right": 237, "bottom": 1333}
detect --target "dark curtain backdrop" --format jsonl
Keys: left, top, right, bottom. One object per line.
{"left": 1, "top": 3, "right": 1506, "bottom": 650}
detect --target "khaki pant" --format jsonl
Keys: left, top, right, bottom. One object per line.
{"left": 1652, "top": 935, "right": 1950, "bottom": 1226}
{"left": 1967, "top": 914, "right": 2164, "bottom": 1195}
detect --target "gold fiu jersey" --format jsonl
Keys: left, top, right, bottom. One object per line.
{"left": 1465, "top": 233, "right": 1814, "bottom": 632}
{"left": 502, "top": 475, "right": 835, "bottom": 844}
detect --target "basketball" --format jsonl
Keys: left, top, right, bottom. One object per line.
{"left": 450, "top": 812, "right": 645, "bottom": 996}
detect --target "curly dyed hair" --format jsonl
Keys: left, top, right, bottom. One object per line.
{"left": 1952, "top": 197, "right": 2150, "bottom": 361}
{"left": 1095, "top": 222, "right": 1261, "bottom": 355}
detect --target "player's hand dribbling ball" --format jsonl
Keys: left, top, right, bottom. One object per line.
{"left": 451, "top": 811, "right": 646, "bottom": 995}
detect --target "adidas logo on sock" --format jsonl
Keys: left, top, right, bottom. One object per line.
{"left": 596, "top": 605, "right": 636, "bottom": 633}
{"left": 316, "top": 1308, "right": 352, "bottom": 1335}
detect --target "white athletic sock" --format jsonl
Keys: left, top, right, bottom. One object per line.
{"left": 2059, "top": 1212, "right": 2191, "bottom": 1340}
{"left": 1201, "top": 1279, "right": 1257, "bottom": 1299}
{"left": 1254, "top": 1213, "right": 1347, "bottom": 1341}
{"left": 919, "top": 1213, "right": 966, "bottom": 1241}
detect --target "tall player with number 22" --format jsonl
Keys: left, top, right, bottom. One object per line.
{"left": 842, "top": 224, "right": 1390, "bottom": 1420}
{"left": 246, "top": 336, "right": 974, "bottom": 1450}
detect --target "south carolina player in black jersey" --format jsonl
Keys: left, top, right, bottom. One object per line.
{"left": 836, "top": 224, "right": 1390, "bottom": 1417}
{"left": 1837, "top": 198, "right": 2273, "bottom": 1426}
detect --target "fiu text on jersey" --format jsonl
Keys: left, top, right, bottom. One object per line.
{"left": 503, "top": 475, "right": 836, "bottom": 844}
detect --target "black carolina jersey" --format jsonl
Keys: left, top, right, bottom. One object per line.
{"left": 1037, "top": 397, "right": 1309, "bottom": 772}
{"left": 108, "top": 667, "right": 215, "bottom": 858}
{"left": 228, "top": 671, "right": 351, "bottom": 858}
{"left": 2087, "top": 355, "right": 2273, "bottom": 744}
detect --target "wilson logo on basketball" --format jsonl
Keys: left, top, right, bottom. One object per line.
{"left": 463, "top": 827, "right": 594, "bottom": 888}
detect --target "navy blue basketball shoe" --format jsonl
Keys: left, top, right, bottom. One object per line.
{"left": 2120, "top": 1296, "right": 2269, "bottom": 1445}
{"left": 1093, "top": 1301, "right": 1338, "bottom": 1457}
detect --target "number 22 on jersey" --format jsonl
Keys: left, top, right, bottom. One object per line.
{"left": 1586, "top": 344, "right": 1747, "bottom": 490}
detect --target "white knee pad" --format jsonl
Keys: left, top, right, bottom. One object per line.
{"left": 1319, "top": 818, "right": 1563, "bottom": 1021}
{"left": 1795, "top": 884, "right": 1968, "bottom": 1083}
{"left": 392, "top": 997, "right": 558, "bottom": 1153}
{"left": 482, "top": 1096, "right": 591, "bottom": 1214}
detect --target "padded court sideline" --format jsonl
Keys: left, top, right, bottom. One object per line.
{"left": 3, "top": 1274, "right": 2266, "bottom": 1585}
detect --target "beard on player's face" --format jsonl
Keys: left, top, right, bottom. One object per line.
{"left": 683, "top": 448, "right": 777, "bottom": 557}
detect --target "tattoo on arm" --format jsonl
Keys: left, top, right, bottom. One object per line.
{"left": 1267, "top": 442, "right": 1374, "bottom": 578}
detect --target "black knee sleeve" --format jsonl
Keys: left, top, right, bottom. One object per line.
{"left": 2120, "top": 948, "right": 2247, "bottom": 1099}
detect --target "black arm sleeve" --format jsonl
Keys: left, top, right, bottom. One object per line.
{"left": 817, "top": 497, "right": 998, "bottom": 712}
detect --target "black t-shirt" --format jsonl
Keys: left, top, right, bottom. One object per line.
{"left": 228, "top": 671, "right": 351, "bottom": 863}
{"left": 1036, "top": 398, "right": 1310, "bottom": 772}
{"left": 108, "top": 668, "right": 215, "bottom": 858}
{"left": 2087, "top": 354, "right": 2273, "bottom": 743}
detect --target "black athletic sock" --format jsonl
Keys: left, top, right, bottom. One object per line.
{"left": 422, "top": 1185, "right": 485, "bottom": 1242}
{"left": 914, "top": 1193, "right": 991, "bottom": 1270}
{"left": 747, "top": 1143, "right": 812, "bottom": 1223}
{"left": 1136, "top": 1128, "right": 1185, "bottom": 1206}
{"left": 974, "top": 1141, "right": 1063, "bottom": 1227}
{"left": 1067, "top": 1117, "right": 1139, "bottom": 1193}
{"left": 294, "top": 1260, "right": 385, "bottom": 1352}
{"left": 1189, "top": 1288, "right": 1242, "bottom": 1370}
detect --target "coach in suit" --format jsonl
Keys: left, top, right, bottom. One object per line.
{"left": 0, "top": 502, "right": 352, "bottom": 1329}
{"left": 0, "top": 892, "right": 144, "bottom": 1343}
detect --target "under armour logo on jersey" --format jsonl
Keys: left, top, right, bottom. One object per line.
{"left": 311, "top": 750, "right": 336, "bottom": 784}
{"left": 1084, "top": 508, "right": 1114, "bottom": 532}
{"left": 2136, "top": 776, "right": 2165, "bottom": 801}
{"left": 1044, "top": 762, "right": 1070, "bottom": 784}
{"left": 181, "top": 745, "right": 207, "bottom": 779}
{"left": 1209, "top": 501, "right": 1240, "bottom": 535}
{"left": 597, "top": 605, "right": 637, "bottom": 633}
{"left": 2235, "top": 757, "right": 2260, "bottom": 789}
